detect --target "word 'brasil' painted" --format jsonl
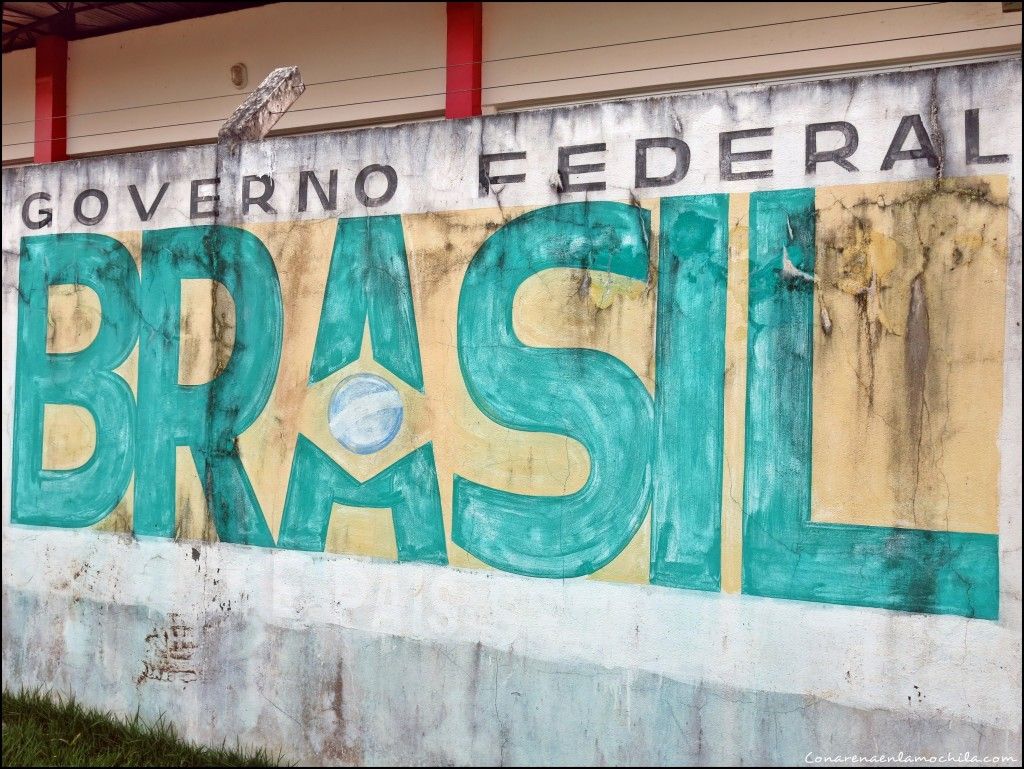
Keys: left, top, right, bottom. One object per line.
{"left": 12, "top": 177, "right": 1006, "bottom": 619}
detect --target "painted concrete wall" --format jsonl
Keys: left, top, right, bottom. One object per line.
{"left": 2, "top": 60, "right": 1022, "bottom": 765}
{"left": 2, "top": 2, "right": 1021, "bottom": 163}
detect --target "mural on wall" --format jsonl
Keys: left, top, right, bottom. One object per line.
{"left": 9, "top": 171, "right": 1007, "bottom": 620}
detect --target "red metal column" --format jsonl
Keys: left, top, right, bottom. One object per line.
{"left": 445, "top": 2, "right": 482, "bottom": 119}
{"left": 34, "top": 35, "right": 68, "bottom": 164}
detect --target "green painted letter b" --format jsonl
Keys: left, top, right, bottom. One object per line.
{"left": 12, "top": 234, "right": 139, "bottom": 527}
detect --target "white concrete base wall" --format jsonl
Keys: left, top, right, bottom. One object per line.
{"left": 3, "top": 528, "right": 1021, "bottom": 765}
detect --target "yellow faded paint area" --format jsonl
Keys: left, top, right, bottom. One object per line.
{"left": 514, "top": 268, "right": 656, "bottom": 396}
{"left": 720, "top": 193, "right": 750, "bottom": 595}
{"left": 175, "top": 446, "right": 218, "bottom": 542}
{"left": 111, "top": 231, "right": 142, "bottom": 397}
{"left": 324, "top": 502, "right": 399, "bottom": 561}
{"left": 811, "top": 176, "right": 1007, "bottom": 534}
{"left": 44, "top": 228, "right": 141, "bottom": 357}
{"left": 41, "top": 404, "right": 95, "bottom": 470}
{"left": 46, "top": 284, "right": 100, "bottom": 354}
{"left": 178, "top": 279, "right": 235, "bottom": 386}
{"left": 95, "top": 346, "right": 139, "bottom": 533}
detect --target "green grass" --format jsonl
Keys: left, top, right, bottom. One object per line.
{"left": 2, "top": 689, "right": 285, "bottom": 767}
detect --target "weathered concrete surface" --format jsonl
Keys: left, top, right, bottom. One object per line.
{"left": 3, "top": 59, "right": 1022, "bottom": 765}
{"left": 3, "top": 530, "right": 1021, "bottom": 765}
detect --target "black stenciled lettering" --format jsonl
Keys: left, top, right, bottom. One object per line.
{"left": 635, "top": 138, "right": 690, "bottom": 188}
{"left": 880, "top": 115, "right": 939, "bottom": 170}
{"left": 73, "top": 189, "right": 108, "bottom": 226}
{"left": 805, "top": 122, "right": 859, "bottom": 174}
{"left": 355, "top": 164, "right": 398, "bottom": 207}
{"left": 558, "top": 143, "right": 606, "bottom": 193}
{"left": 299, "top": 170, "right": 338, "bottom": 213}
{"left": 479, "top": 152, "right": 526, "bottom": 197}
{"left": 720, "top": 128, "right": 773, "bottom": 181}
{"left": 128, "top": 183, "right": 169, "bottom": 222}
{"left": 965, "top": 109, "right": 1010, "bottom": 165}
{"left": 242, "top": 174, "right": 276, "bottom": 214}
{"left": 190, "top": 178, "right": 220, "bottom": 220}
{"left": 22, "top": 192, "right": 52, "bottom": 230}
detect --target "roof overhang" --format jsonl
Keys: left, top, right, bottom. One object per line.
{"left": 3, "top": 2, "right": 272, "bottom": 54}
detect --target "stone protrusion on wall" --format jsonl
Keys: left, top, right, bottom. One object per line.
{"left": 217, "top": 66, "right": 305, "bottom": 144}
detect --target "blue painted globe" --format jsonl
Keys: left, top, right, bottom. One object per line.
{"left": 327, "top": 373, "right": 404, "bottom": 454}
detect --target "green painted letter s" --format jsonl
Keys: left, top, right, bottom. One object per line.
{"left": 453, "top": 202, "right": 655, "bottom": 578}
